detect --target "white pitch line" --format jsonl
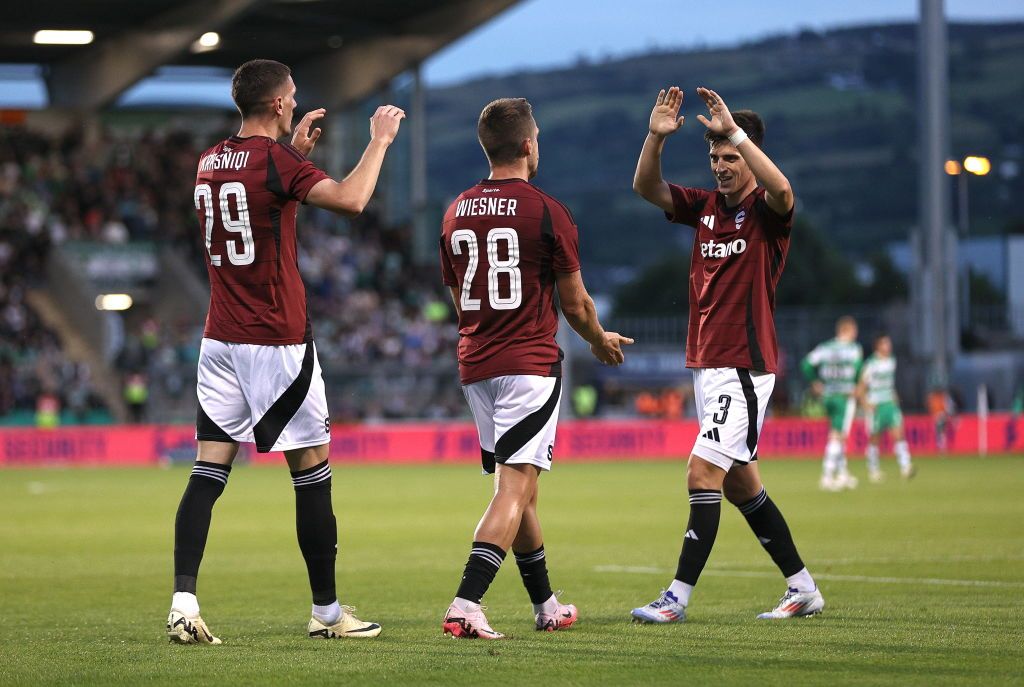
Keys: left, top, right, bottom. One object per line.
{"left": 594, "top": 565, "right": 1024, "bottom": 588}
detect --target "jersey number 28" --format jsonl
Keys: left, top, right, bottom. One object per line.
{"left": 451, "top": 228, "right": 522, "bottom": 311}
{"left": 195, "top": 182, "right": 255, "bottom": 267}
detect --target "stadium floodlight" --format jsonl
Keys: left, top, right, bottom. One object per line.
{"left": 191, "top": 32, "right": 220, "bottom": 53}
{"left": 95, "top": 294, "right": 133, "bottom": 311}
{"left": 963, "top": 156, "right": 991, "bottom": 176}
{"left": 33, "top": 30, "right": 94, "bottom": 45}
{"left": 944, "top": 159, "right": 961, "bottom": 175}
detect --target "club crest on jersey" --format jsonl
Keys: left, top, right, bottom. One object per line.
{"left": 735, "top": 209, "right": 746, "bottom": 229}
{"left": 700, "top": 215, "right": 716, "bottom": 231}
{"left": 701, "top": 238, "right": 747, "bottom": 259}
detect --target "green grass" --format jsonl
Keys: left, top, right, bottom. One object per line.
{"left": 1, "top": 457, "right": 1022, "bottom": 685}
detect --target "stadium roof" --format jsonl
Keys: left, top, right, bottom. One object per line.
{"left": 1, "top": 0, "right": 519, "bottom": 110}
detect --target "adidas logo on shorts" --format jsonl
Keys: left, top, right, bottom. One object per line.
{"left": 701, "top": 428, "right": 721, "bottom": 442}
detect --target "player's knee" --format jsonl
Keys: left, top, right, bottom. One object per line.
{"left": 686, "top": 456, "right": 725, "bottom": 491}
{"left": 723, "top": 480, "right": 757, "bottom": 505}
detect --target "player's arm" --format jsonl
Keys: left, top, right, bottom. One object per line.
{"left": 633, "top": 87, "right": 686, "bottom": 214}
{"left": 305, "top": 105, "right": 405, "bottom": 217}
{"left": 556, "top": 270, "right": 633, "bottom": 366}
{"left": 448, "top": 286, "right": 462, "bottom": 318}
{"left": 855, "top": 372, "right": 869, "bottom": 408}
{"left": 695, "top": 87, "right": 794, "bottom": 216}
{"left": 801, "top": 352, "right": 824, "bottom": 396}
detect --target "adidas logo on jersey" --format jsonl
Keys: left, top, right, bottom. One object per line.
{"left": 701, "top": 427, "right": 721, "bottom": 442}
{"left": 700, "top": 238, "right": 747, "bottom": 259}
{"left": 701, "top": 215, "right": 716, "bottom": 231}
{"left": 684, "top": 529, "right": 699, "bottom": 541}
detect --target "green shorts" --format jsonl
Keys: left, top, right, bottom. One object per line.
{"left": 823, "top": 394, "right": 855, "bottom": 433}
{"left": 869, "top": 401, "right": 902, "bottom": 435}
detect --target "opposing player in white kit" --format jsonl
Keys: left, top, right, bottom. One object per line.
{"left": 631, "top": 86, "right": 824, "bottom": 622}
{"left": 166, "top": 59, "right": 404, "bottom": 644}
{"left": 439, "top": 98, "right": 632, "bottom": 638}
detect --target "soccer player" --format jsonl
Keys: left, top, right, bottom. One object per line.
{"left": 858, "top": 334, "right": 916, "bottom": 481}
{"left": 802, "top": 317, "right": 863, "bottom": 491}
{"left": 166, "top": 59, "right": 405, "bottom": 644}
{"left": 439, "top": 98, "right": 633, "bottom": 639}
{"left": 630, "top": 86, "right": 823, "bottom": 622}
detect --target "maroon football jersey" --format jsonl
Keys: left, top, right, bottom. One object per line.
{"left": 194, "top": 135, "right": 330, "bottom": 345}
{"left": 440, "top": 178, "right": 581, "bottom": 385}
{"left": 666, "top": 184, "right": 792, "bottom": 373}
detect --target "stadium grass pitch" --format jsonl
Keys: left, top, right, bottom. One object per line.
{"left": 1, "top": 456, "right": 1022, "bottom": 686}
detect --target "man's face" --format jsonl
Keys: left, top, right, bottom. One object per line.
{"left": 838, "top": 322, "right": 858, "bottom": 341}
{"left": 708, "top": 140, "right": 754, "bottom": 196}
{"left": 876, "top": 337, "right": 892, "bottom": 357}
{"left": 527, "top": 123, "right": 540, "bottom": 179}
{"left": 275, "top": 77, "right": 298, "bottom": 136}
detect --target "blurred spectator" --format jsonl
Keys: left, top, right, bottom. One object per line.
{"left": 124, "top": 373, "right": 149, "bottom": 423}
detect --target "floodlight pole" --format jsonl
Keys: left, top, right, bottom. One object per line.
{"left": 918, "top": 0, "right": 957, "bottom": 386}
{"left": 410, "top": 64, "right": 430, "bottom": 264}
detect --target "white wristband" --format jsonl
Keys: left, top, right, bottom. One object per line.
{"left": 728, "top": 128, "right": 748, "bottom": 146}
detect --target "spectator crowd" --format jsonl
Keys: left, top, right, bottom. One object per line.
{"left": 0, "top": 123, "right": 464, "bottom": 425}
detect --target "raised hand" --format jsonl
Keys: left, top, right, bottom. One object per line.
{"left": 291, "top": 108, "right": 326, "bottom": 156}
{"left": 370, "top": 105, "right": 406, "bottom": 145}
{"left": 590, "top": 332, "right": 635, "bottom": 366}
{"left": 695, "top": 87, "right": 739, "bottom": 137}
{"left": 649, "top": 87, "right": 685, "bottom": 138}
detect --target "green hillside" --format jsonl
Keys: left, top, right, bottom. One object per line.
{"left": 426, "top": 22, "right": 1024, "bottom": 269}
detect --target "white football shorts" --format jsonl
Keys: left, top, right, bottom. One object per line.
{"left": 462, "top": 375, "right": 562, "bottom": 474}
{"left": 691, "top": 367, "right": 775, "bottom": 472}
{"left": 196, "top": 337, "right": 330, "bottom": 453}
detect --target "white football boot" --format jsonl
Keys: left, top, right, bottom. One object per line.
{"left": 443, "top": 601, "right": 506, "bottom": 639}
{"left": 630, "top": 589, "right": 687, "bottom": 623}
{"left": 166, "top": 610, "right": 221, "bottom": 645}
{"left": 757, "top": 587, "right": 825, "bottom": 619}
{"left": 835, "top": 471, "right": 859, "bottom": 490}
{"left": 308, "top": 606, "right": 382, "bottom": 638}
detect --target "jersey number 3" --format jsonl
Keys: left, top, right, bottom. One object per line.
{"left": 451, "top": 228, "right": 522, "bottom": 311}
{"left": 195, "top": 182, "right": 255, "bottom": 267}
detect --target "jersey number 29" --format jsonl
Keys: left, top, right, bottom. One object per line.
{"left": 451, "top": 228, "right": 522, "bottom": 311}
{"left": 195, "top": 182, "right": 255, "bottom": 267}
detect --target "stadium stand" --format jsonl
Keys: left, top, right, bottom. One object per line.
{"left": 0, "top": 123, "right": 465, "bottom": 425}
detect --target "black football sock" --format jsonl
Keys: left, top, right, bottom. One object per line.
{"left": 455, "top": 541, "right": 506, "bottom": 604}
{"left": 514, "top": 545, "right": 553, "bottom": 605}
{"left": 674, "top": 489, "right": 722, "bottom": 585}
{"left": 737, "top": 487, "right": 805, "bottom": 577}
{"left": 173, "top": 461, "right": 231, "bottom": 593}
{"left": 292, "top": 460, "right": 337, "bottom": 606}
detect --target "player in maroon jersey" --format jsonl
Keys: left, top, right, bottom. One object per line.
{"left": 439, "top": 98, "right": 633, "bottom": 639}
{"left": 630, "top": 86, "right": 824, "bottom": 622}
{"left": 167, "top": 59, "right": 404, "bottom": 644}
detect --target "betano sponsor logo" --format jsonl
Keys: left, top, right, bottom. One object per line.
{"left": 700, "top": 238, "right": 747, "bottom": 259}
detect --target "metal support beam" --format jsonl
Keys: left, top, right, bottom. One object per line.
{"left": 46, "top": 0, "right": 261, "bottom": 110}
{"left": 410, "top": 65, "right": 430, "bottom": 263}
{"left": 917, "top": 0, "right": 957, "bottom": 385}
{"left": 295, "top": 0, "right": 518, "bottom": 111}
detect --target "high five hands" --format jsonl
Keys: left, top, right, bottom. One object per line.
{"left": 695, "top": 86, "right": 739, "bottom": 138}
{"left": 291, "top": 108, "right": 326, "bottom": 156}
{"left": 649, "top": 87, "right": 685, "bottom": 138}
{"left": 291, "top": 104, "right": 407, "bottom": 156}
{"left": 649, "top": 86, "right": 739, "bottom": 138}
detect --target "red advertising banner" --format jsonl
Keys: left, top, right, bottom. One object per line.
{"left": 0, "top": 414, "right": 1021, "bottom": 467}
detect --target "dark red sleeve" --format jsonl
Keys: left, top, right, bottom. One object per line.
{"left": 272, "top": 143, "right": 331, "bottom": 201}
{"left": 753, "top": 189, "right": 794, "bottom": 237}
{"left": 546, "top": 199, "right": 581, "bottom": 273}
{"left": 440, "top": 234, "right": 457, "bottom": 286}
{"left": 665, "top": 183, "right": 712, "bottom": 227}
